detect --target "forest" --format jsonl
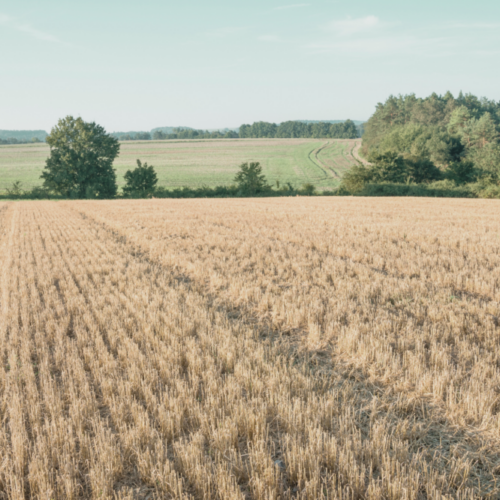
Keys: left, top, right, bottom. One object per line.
{"left": 342, "top": 91, "right": 500, "bottom": 198}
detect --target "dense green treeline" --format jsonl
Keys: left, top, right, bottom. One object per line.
{"left": 239, "top": 120, "right": 359, "bottom": 139}
{"left": 113, "top": 128, "right": 238, "bottom": 141}
{"left": 111, "top": 120, "right": 360, "bottom": 141}
{"left": 362, "top": 91, "right": 500, "bottom": 159}
{"left": 1, "top": 121, "right": 359, "bottom": 145}
{"left": 4, "top": 96, "right": 500, "bottom": 199}
{"left": 153, "top": 128, "right": 238, "bottom": 140}
{"left": 344, "top": 91, "right": 500, "bottom": 197}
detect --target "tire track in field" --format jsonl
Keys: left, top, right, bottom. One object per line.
{"left": 305, "top": 141, "right": 331, "bottom": 180}
{"left": 313, "top": 140, "right": 364, "bottom": 180}
{"left": 308, "top": 141, "right": 342, "bottom": 179}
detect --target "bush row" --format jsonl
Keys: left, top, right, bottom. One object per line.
{"left": 4, "top": 181, "right": 500, "bottom": 200}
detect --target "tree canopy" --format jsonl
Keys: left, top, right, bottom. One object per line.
{"left": 234, "top": 162, "right": 271, "bottom": 195}
{"left": 116, "top": 128, "right": 238, "bottom": 141}
{"left": 123, "top": 159, "right": 158, "bottom": 197}
{"left": 362, "top": 92, "right": 499, "bottom": 158}
{"left": 351, "top": 92, "right": 500, "bottom": 192}
{"left": 239, "top": 120, "right": 359, "bottom": 139}
{"left": 111, "top": 121, "right": 359, "bottom": 142}
{"left": 41, "top": 116, "right": 120, "bottom": 198}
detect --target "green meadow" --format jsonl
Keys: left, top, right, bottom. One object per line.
{"left": 0, "top": 138, "right": 362, "bottom": 192}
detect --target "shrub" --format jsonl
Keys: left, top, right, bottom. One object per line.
{"left": 404, "top": 156, "right": 442, "bottom": 184}
{"left": 298, "top": 183, "right": 316, "bottom": 196}
{"left": 357, "top": 182, "right": 475, "bottom": 198}
{"left": 340, "top": 164, "right": 375, "bottom": 194}
{"left": 123, "top": 160, "right": 158, "bottom": 198}
{"left": 234, "top": 162, "right": 271, "bottom": 195}
{"left": 368, "top": 150, "right": 407, "bottom": 183}
{"left": 6, "top": 181, "right": 24, "bottom": 198}
{"left": 477, "top": 185, "right": 500, "bottom": 199}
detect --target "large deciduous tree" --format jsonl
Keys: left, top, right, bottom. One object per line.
{"left": 41, "top": 116, "right": 120, "bottom": 198}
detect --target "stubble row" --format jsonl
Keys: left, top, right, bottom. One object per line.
{"left": 0, "top": 197, "right": 499, "bottom": 499}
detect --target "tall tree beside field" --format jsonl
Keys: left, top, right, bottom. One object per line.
{"left": 41, "top": 116, "right": 119, "bottom": 198}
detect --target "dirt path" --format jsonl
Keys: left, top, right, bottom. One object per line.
{"left": 351, "top": 139, "right": 369, "bottom": 165}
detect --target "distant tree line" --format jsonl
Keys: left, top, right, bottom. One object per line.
{"left": 1, "top": 116, "right": 324, "bottom": 200}
{"left": 119, "top": 132, "right": 152, "bottom": 141}
{"left": 152, "top": 128, "right": 239, "bottom": 140}
{"left": 4, "top": 105, "right": 500, "bottom": 200}
{"left": 1, "top": 120, "right": 361, "bottom": 146}
{"left": 2, "top": 116, "right": 326, "bottom": 200}
{"left": 0, "top": 137, "right": 42, "bottom": 145}
{"left": 342, "top": 92, "right": 500, "bottom": 198}
{"left": 114, "top": 128, "right": 239, "bottom": 141}
{"left": 0, "top": 130, "right": 47, "bottom": 142}
{"left": 110, "top": 120, "right": 360, "bottom": 142}
{"left": 239, "top": 120, "right": 359, "bottom": 139}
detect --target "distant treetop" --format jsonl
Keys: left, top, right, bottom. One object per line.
{"left": 239, "top": 120, "right": 360, "bottom": 139}
{"left": 0, "top": 130, "right": 47, "bottom": 142}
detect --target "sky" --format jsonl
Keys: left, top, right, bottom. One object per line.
{"left": 1, "top": 0, "right": 499, "bottom": 132}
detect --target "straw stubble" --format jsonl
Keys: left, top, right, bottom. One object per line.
{"left": 0, "top": 197, "right": 499, "bottom": 499}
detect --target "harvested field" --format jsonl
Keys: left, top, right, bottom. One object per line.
{"left": 1, "top": 197, "right": 500, "bottom": 499}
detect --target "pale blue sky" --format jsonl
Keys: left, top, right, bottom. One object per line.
{"left": 1, "top": 0, "right": 499, "bottom": 131}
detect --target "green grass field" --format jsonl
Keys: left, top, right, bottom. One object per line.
{"left": 0, "top": 138, "right": 362, "bottom": 192}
